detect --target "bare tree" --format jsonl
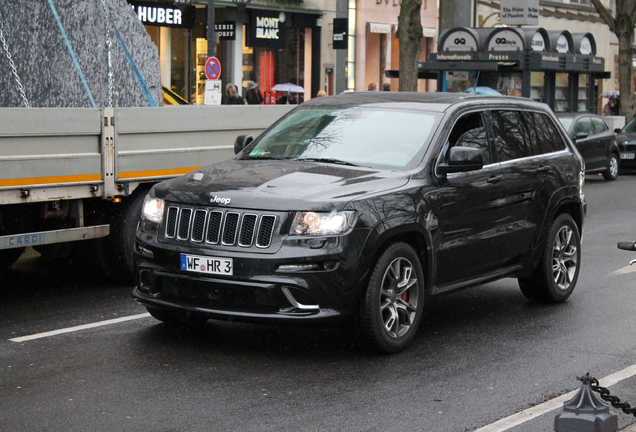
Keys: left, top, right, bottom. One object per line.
{"left": 590, "top": 0, "right": 636, "bottom": 119}
{"left": 396, "top": 0, "right": 423, "bottom": 91}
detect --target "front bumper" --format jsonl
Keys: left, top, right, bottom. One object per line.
{"left": 133, "top": 233, "right": 369, "bottom": 327}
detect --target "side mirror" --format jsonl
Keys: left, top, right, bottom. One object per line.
{"left": 614, "top": 128, "right": 623, "bottom": 134}
{"left": 438, "top": 146, "right": 484, "bottom": 175}
{"left": 574, "top": 132, "right": 588, "bottom": 140}
{"left": 234, "top": 135, "right": 254, "bottom": 155}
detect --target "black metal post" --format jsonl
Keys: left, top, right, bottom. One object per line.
{"left": 207, "top": 0, "right": 216, "bottom": 57}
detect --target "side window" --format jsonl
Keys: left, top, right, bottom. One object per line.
{"left": 573, "top": 117, "right": 593, "bottom": 135}
{"left": 532, "top": 112, "right": 567, "bottom": 154}
{"left": 444, "top": 112, "right": 491, "bottom": 165}
{"left": 591, "top": 116, "right": 609, "bottom": 134}
{"left": 488, "top": 110, "right": 532, "bottom": 162}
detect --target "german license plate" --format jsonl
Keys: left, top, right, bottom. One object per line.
{"left": 621, "top": 152, "right": 635, "bottom": 160}
{"left": 180, "top": 254, "right": 233, "bottom": 275}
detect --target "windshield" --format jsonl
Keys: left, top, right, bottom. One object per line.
{"left": 622, "top": 117, "right": 636, "bottom": 133}
{"left": 240, "top": 106, "right": 439, "bottom": 168}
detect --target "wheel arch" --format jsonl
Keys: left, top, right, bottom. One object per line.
{"left": 359, "top": 223, "right": 433, "bottom": 296}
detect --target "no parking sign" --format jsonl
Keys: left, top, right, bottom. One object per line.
{"left": 204, "top": 57, "right": 221, "bottom": 81}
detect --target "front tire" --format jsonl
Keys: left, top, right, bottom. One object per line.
{"left": 603, "top": 154, "right": 619, "bottom": 181}
{"left": 518, "top": 213, "right": 581, "bottom": 303}
{"left": 356, "top": 242, "right": 425, "bottom": 353}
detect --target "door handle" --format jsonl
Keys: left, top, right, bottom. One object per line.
{"left": 487, "top": 175, "right": 503, "bottom": 184}
{"left": 536, "top": 166, "right": 551, "bottom": 173}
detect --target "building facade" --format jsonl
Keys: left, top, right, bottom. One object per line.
{"left": 129, "top": 0, "right": 337, "bottom": 104}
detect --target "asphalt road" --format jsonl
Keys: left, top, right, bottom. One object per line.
{"left": 2, "top": 173, "right": 636, "bottom": 432}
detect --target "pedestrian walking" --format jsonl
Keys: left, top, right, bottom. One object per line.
{"left": 245, "top": 81, "right": 263, "bottom": 105}
{"left": 225, "top": 83, "right": 245, "bottom": 105}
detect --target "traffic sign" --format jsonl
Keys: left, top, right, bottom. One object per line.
{"left": 205, "top": 57, "right": 221, "bottom": 81}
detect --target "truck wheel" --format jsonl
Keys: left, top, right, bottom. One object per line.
{"left": 0, "top": 248, "right": 24, "bottom": 270}
{"left": 96, "top": 190, "right": 147, "bottom": 284}
{"left": 355, "top": 242, "right": 424, "bottom": 353}
{"left": 602, "top": 154, "right": 619, "bottom": 181}
{"left": 518, "top": 213, "right": 580, "bottom": 303}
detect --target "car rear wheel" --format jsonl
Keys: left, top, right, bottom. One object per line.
{"left": 603, "top": 154, "right": 619, "bottom": 180}
{"left": 356, "top": 242, "right": 424, "bottom": 353}
{"left": 518, "top": 213, "right": 580, "bottom": 303}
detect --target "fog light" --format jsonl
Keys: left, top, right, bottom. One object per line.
{"left": 138, "top": 269, "right": 153, "bottom": 293}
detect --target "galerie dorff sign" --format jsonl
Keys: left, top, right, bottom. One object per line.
{"left": 500, "top": 0, "right": 539, "bottom": 26}
{"left": 248, "top": 11, "right": 286, "bottom": 49}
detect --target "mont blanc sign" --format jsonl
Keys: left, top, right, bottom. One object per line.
{"left": 500, "top": 0, "right": 539, "bottom": 26}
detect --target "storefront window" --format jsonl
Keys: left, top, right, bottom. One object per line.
{"left": 555, "top": 73, "right": 569, "bottom": 112}
{"left": 530, "top": 72, "right": 545, "bottom": 102}
{"left": 144, "top": 25, "right": 192, "bottom": 104}
{"left": 496, "top": 73, "right": 522, "bottom": 96}
{"left": 242, "top": 26, "right": 306, "bottom": 105}
{"left": 577, "top": 74, "right": 591, "bottom": 112}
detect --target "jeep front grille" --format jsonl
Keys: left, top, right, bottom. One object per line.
{"left": 164, "top": 206, "right": 276, "bottom": 248}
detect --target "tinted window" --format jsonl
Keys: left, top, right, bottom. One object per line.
{"left": 445, "top": 112, "right": 491, "bottom": 165}
{"left": 573, "top": 117, "right": 593, "bottom": 135}
{"left": 591, "top": 116, "right": 609, "bottom": 134}
{"left": 531, "top": 112, "right": 567, "bottom": 154}
{"left": 489, "top": 110, "right": 532, "bottom": 162}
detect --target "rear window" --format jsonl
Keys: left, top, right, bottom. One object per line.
{"left": 530, "top": 112, "right": 567, "bottom": 154}
{"left": 591, "top": 116, "right": 609, "bottom": 134}
{"left": 489, "top": 110, "right": 532, "bottom": 162}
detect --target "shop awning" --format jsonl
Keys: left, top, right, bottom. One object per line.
{"left": 368, "top": 22, "right": 391, "bottom": 34}
{"left": 393, "top": 25, "right": 437, "bottom": 38}
{"left": 422, "top": 27, "right": 436, "bottom": 38}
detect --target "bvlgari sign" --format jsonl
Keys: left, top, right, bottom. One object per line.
{"left": 500, "top": 0, "right": 539, "bottom": 26}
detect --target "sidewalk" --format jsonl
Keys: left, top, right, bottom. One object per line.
{"left": 623, "top": 422, "right": 636, "bottom": 431}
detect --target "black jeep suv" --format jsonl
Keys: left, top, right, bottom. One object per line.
{"left": 133, "top": 92, "right": 586, "bottom": 353}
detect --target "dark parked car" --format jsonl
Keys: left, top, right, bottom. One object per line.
{"left": 133, "top": 92, "right": 586, "bottom": 353}
{"left": 556, "top": 112, "right": 620, "bottom": 180}
{"left": 615, "top": 116, "right": 636, "bottom": 169}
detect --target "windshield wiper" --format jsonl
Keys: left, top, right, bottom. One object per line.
{"left": 243, "top": 156, "right": 288, "bottom": 160}
{"left": 296, "top": 157, "right": 358, "bottom": 166}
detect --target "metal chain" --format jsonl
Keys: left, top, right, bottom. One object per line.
{"left": 98, "top": 0, "right": 115, "bottom": 107}
{"left": 0, "top": 28, "right": 30, "bottom": 108}
{"left": 590, "top": 377, "right": 636, "bottom": 417}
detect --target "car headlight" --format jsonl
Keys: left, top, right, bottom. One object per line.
{"left": 142, "top": 194, "right": 165, "bottom": 224}
{"left": 289, "top": 211, "right": 355, "bottom": 235}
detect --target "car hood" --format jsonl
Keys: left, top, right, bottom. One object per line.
{"left": 153, "top": 159, "right": 410, "bottom": 211}
{"left": 617, "top": 131, "right": 636, "bottom": 146}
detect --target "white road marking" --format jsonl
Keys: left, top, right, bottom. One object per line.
{"left": 611, "top": 264, "right": 636, "bottom": 275}
{"left": 9, "top": 313, "right": 151, "bottom": 343}
{"left": 475, "top": 364, "right": 636, "bottom": 431}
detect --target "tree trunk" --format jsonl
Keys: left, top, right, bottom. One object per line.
{"left": 616, "top": 20, "right": 635, "bottom": 119}
{"left": 397, "top": 0, "right": 422, "bottom": 92}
